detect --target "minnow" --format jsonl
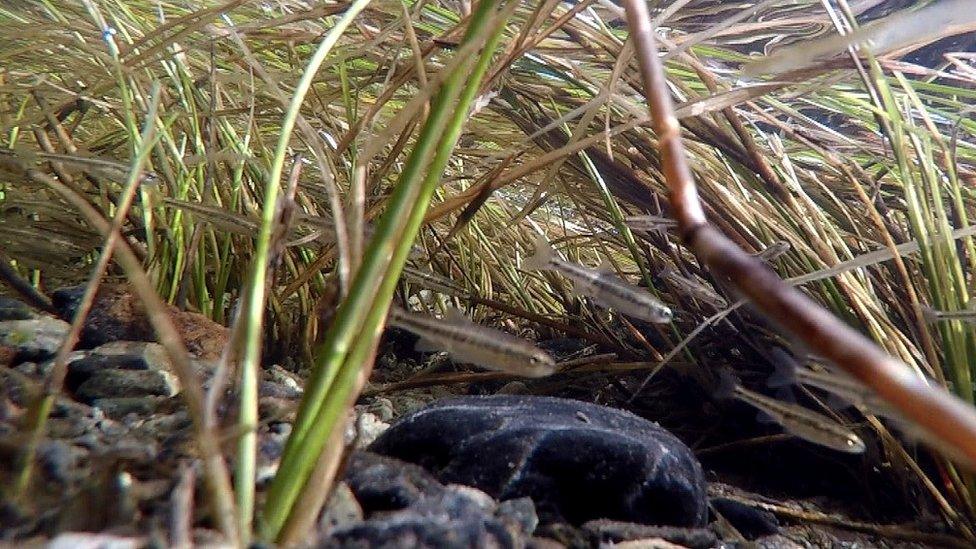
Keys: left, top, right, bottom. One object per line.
{"left": 659, "top": 268, "right": 728, "bottom": 309}
{"left": 523, "top": 234, "right": 673, "bottom": 323}
{"left": 719, "top": 372, "right": 865, "bottom": 454}
{"left": 752, "top": 241, "right": 791, "bottom": 263}
{"left": 623, "top": 214, "right": 678, "bottom": 234}
{"left": 401, "top": 266, "right": 466, "bottom": 296}
{"left": 922, "top": 306, "right": 976, "bottom": 324}
{"left": 388, "top": 307, "right": 556, "bottom": 378}
{"left": 742, "top": 0, "right": 976, "bottom": 77}
{"left": 767, "top": 348, "right": 897, "bottom": 418}
{"left": 0, "top": 148, "right": 159, "bottom": 185}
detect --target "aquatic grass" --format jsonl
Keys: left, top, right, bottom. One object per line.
{"left": 235, "top": 1, "right": 371, "bottom": 541}
{"left": 260, "top": 2, "right": 516, "bottom": 541}
{"left": 4, "top": 0, "right": 976, "bottom": 540}
{"left": 12, "top": 83, "right": 162, "bottom": 501}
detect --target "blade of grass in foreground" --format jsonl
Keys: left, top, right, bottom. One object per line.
{"left": 235, "top": 1, "right": 372, "bottom": 543}
{"left": 259, "top": 1, "right": 514, "bottom": 542}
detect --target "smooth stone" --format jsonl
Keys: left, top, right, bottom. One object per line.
{"left": 66, "top": 342, "right": 182, "bottom": 402}
{"left": 48, "top": 532, "right": 144, "bottom": 549}
{"left": 74, "top": 369, "right": 179, "bottom": 404}
{"left": 0, "top": 317, "right": 70, "bottom": 362}
{"left": 69, "top": 341, "right": 169, "bottom": 373}
{"left": 36, "top": 440, "right": 86, "bottom": 483}
{"left": 369, "top": 395, "right": 708, "bottom": 527}
{"left": 345, "top": 410, "right": 390, "bottom": 449}
{"left": 496, "top": 497, "right": 539, "bottom": 537}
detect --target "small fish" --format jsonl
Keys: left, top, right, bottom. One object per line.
{"left": 523, "top": 234, "right": 673, "bottom": 323}
{"left": 752, "top": 241, "right": 791, "bottom": 263}
{"left": 401, "top": 266, "right": 466, "bottom": 296}
{"left": 742, "top": 0, "right": 976, "bottom": 77}
{"left": 0, "top": 147, "right": 159, "bottom": 185}
{"left": 767, "top": 348, "right": 897, "bottom": 418}
{"left": 623, "top": 214, "right": 678, "bottom": 234}
{"left": 659, "top": 268, "right": 728, "bottom": 309}
{"left": 922, "top": 306, "right": 976, "bottom": 324}
{"left": 719, "top": 371, "right": 866, "bottom": 454}
{"left": 388, "top": 307, "right": 556, "bottom": 378}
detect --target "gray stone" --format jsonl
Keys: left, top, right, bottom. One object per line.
{"left": 0, "top": 317, "right": 69, "bottom": 361}
{"left": 319, "top": 482, "right": 365, "bottom": 534}
{"left": 70, "top": 341, "right": 169, "bottom": 373}
{"left": 0, "top": 297, "right": 35, "bottom": 320}
{"left": 91, "top": 396, "right": 165, "bottom": 419}
{"left": 497, "top": 497, "right": 539, "bottom": 537}
{"left": 74, "top": 369, "right": 179, "bottom": 403}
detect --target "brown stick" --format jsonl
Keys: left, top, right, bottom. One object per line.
{"left": 621, "top": 0, "right": 976, "bottom": 466}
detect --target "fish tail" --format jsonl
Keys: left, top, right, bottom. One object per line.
{"left": 522, "top": 233, "right": 554, "bottom": 271}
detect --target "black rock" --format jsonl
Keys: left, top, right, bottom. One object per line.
{"left": 369, "top": 395, "right": 707, "bottom": 527}
{"left": 327, "top": 451, "right": 536, "bottom": 548}
{"left": 323, "top": 489, "right": 520, "bottom": 549}
{"left": 343, "top": 451, "right": 449, "bottom": 513}
{"left": 710, "top": 497, "right": 780, "bottom": 540}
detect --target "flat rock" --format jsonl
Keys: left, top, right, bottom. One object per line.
{"left": 74, "top": 369, "right": 179, "bottom": 404}
{"left": 369, "top": 395, "right": 707, "bottom": 527}
{"left": 0, "top": 317, "right": 70, "bottom": 363}
{"left": 64, "top": 342, "right": 182, "bottom": 403}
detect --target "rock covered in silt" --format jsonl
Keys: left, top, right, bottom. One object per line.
{"left": 369, "top": 395, "right": 707, "bottom": 527}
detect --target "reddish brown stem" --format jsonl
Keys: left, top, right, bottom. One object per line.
{"left": 621, "top": 0, "right": 976, "bottom": 466}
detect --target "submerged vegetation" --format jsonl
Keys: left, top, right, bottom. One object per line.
{"left": 3, "top": 0, "right": 976, "bottom": 544}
